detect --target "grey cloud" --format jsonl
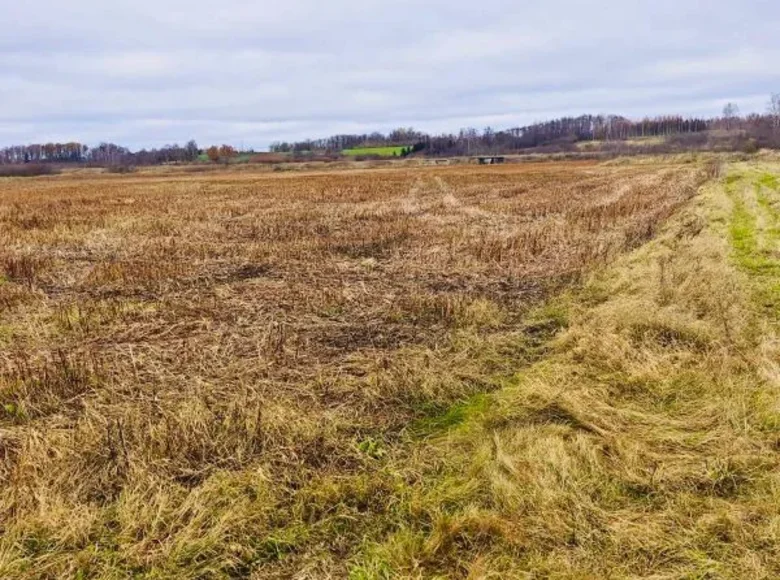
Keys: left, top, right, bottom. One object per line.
{"left": 2, "top": 0, "right": 779, "bottom": 149}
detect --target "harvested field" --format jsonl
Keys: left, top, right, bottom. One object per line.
{"left": 0, "top": 161, "right": 714, "bottom": 577}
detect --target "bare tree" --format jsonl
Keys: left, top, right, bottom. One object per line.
{"left": 768, "top": 93, "right": 780, "bottom": 130}
{"left": 723, "top": 102, "right": 740, "bottom": 130}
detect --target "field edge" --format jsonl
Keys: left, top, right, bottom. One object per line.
{"left": 349, "top": 163, "right": 780, "bottom": 578}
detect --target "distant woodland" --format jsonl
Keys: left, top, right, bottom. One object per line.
{"left": 2, "top": 96, "right": 780, "bottom": 171}
{"left": 270, "top": 98, "right": 780, "bottom": 156}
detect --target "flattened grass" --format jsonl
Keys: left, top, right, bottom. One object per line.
{"left": 0, "top": 161, "right": 717, "bottom": 577}
{"left": 351, "top": 163, "right": 780, "bottom": 577}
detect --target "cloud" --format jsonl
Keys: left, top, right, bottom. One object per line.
{"left": 1, "top": 0, "right": 778, "bottom": 149}
{"left": 645, "top": 48, "right": 780, "bottom": 80}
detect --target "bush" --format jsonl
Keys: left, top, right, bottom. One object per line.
{"left": 106, "top": 165, "right": 137, "bottom": 174}
{"left": 740, "top": 139, "right": 759, "bottom": 154}
{"left": 0, "top": 164, "right": 60, "bottom": 177}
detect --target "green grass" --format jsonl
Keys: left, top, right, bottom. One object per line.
{"left": 728, "top": 185, "right": 759, "bottom": 263}
{"left": 757, "top": 172, "right": 779, "bottom": 190}
{"left": 341, "top": 146, "right": 409, "bottom": 157}
{"left": 409, "top": 394, "right": 492, "bottom": 439}
{"left": 727, "top": 169, "right": 780, "bottom": 318}
{"left": 0, "top": 324, "right": 13, "bottom": 345}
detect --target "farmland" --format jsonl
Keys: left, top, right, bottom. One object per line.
{"left": 341, "top": 146, "right": 409, "bottom": 157}
{"left": 1, "top": 159, "right": 779, "bottom": 578}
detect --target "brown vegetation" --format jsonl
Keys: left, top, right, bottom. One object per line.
{"left": 353, "top": 165, "right": 780, "bottom": 577}
{"left": 0, "top": 164, "right": 60, "bottom": 178}
{"left": 0, "top": 161, "right": 716, "bottom": 577}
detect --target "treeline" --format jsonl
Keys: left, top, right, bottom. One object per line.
{"left": 507, "top": 115, "right": 710, "bottom": 145}
{"left": 0, "top": 142, "right": 88, "bottom": 164}
{"left": 268, "top": 116, "right": 713, "bottom": 152}
{"left": 3, "top": 94, "right": 780, "bottom": 167}
{"left": 270, "top": 128, "right": 427, "bottom": 154}
{"left": 0, "top": 141, "right": 201, "bottom": 166}
{"left": 270, "top": 97, "right": 780, "bottom": 156}
{"left": 270, "top": 115, "right": 716, "bottom": 155}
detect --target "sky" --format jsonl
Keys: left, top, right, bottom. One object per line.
{"left": 2, "top": 0, "right": 779, "bottom": 150}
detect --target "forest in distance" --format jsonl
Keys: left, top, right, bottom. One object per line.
{"left": 2, "top": 96, "right": 780, "bottom": 171}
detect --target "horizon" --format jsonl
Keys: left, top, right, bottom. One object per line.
{"left": 2, "top": 0, "right": 779, "bottom": 150}
{"left": 0, "top": 109, "right": 771, "bottom": 153}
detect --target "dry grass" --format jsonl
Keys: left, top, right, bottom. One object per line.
{"left": 0, "top": 161, "right": 717, "bottom": 577}
{"left": 352, "top": 163, "right": 780, "bottom": 578}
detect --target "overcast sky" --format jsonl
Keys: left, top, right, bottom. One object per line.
{"left": 2, "top": 0, "right": 779, "bottom": 150}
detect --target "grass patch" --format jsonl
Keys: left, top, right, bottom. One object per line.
{"left": 342, "top": 146, "right": 409, "bottom": 157}
{"left": 0, "top": 324, "right": 13, "bottom": 345}
{"left": 757, "top": 172, "right": 779, "bottom": 190}
{"left": 727, "top": 169, "right": 780, "bottom": 318}
{"left": 409, "top": 394, "right": 492, "bottom": 439}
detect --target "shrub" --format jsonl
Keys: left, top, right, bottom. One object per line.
{"left": 106, "top": 165, "right": 137, "bottom": 174}
{"left": 0, "top": 164, "right": 59, "bottom": 177}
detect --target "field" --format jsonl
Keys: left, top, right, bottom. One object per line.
{"left": 196, "top": 153, "right": 255, "bottom": 163}
{"left": 341, "top": 146, "right": 409, "bottom": 157}
{"left": 2, "top": 159, "right": 779, "bottom": 578}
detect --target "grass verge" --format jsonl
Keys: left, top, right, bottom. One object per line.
{"left": 351, "top": 163, "right": 780, "bottom": 578}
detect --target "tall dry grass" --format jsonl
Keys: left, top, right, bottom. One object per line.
{"left": 352, "top": 164, "right": 780, "bottom": 578}
{"left": 0, "top": 161, "right": 713, "bottom": 577}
